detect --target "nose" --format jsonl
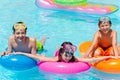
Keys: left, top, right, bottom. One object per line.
{"left": 103, "top": 26, "right": 108, "bottom": 29}
{"left": 19, "top": 33, "right": 22, "bottom": 36}
{"left": 18, "top": 33, "right": 23, "bottom": 37}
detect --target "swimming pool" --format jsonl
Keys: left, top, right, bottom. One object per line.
{"left": 0, "top": 0, "right": 120, "bottom": 80}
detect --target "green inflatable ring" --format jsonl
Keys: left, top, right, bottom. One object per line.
{"left": 54, "top": 0, "right": 87, "bottom": 6}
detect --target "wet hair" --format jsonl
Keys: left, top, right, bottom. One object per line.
{"left": 61, "top": 41, "right": 73, "bottom": 46}
{"left": 98, "top": 16, "right": 112, "bottom": 26}
{"left": 58, "top": 41, "right": 76, "bottom": 62}
{"left": 12, "top": 22, "right": 27, "bottom": 33}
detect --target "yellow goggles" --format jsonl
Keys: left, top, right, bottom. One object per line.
{"left": 13, "top": 24, "right": 27, "bottom": 30}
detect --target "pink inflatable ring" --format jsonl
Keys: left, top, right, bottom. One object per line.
{"left": 38, "top": 61, "right": 90, "bottom": 74}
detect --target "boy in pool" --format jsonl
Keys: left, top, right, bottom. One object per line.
{"left": 84, "top": 16, "right": 120, "bottom": 58}
{"left": 13, "top": 41, "right": 117, "bottom": 63}
{"left": 1, "top": 22, "right": 46, "bottom": 55}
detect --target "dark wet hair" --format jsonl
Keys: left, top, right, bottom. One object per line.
{"left": 12, "top": 22, "right": 27, "bottom": 33}
{"left": 61, "top": 41, "right": 72, "bottom": 46}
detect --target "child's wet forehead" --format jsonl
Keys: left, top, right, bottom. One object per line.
{"left": 100, "top": 22, "right": 110, "bottom": 25}
{"left": 15, "top": 28, "right": 26, "bottom": 32}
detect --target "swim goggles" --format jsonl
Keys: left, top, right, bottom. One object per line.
{"left": 64, "top": 50, "right": 73, "bottom": 57}
{"left": 63, "top": 44, "right": 77, "bottom": 54}
{"left": 13, "top": 23, "right": 27, "bottom": 30}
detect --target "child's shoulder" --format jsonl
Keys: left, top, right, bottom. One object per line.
{"left": 111, "top": 29, "right": 117, "bottom": 33}
{"left": 94, "top": 30, "right": 100, "bottom": 36}
{"left": 28, "top": 37, "right": 36, "bottom": 42}
{"left": 9, "top": 35, "right": 15, "bottom": 40}
{"left": 109, "top": 29, "right": 117, "bottom": 35}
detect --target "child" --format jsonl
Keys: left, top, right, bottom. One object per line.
{"left": 54, "top": 41, "right": 74, "bottom": 56}
{"left": 1, "top": 22, "right": 46, "bottom": 55}
{"left": 84, "top": 16, "right": 120, "bottom": 58}
{"left": 13, "top": 42, "right": 117, "bottom": 63}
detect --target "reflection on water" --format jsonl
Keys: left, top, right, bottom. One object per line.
{"left": 90, "top": 68, "right": 120, "bottom": 80}
{"left": 43, "top": 10, "right": 120, "bottom": 24}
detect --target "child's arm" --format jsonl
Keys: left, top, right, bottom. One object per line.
{"left": 30, "top": 38, "right": 37, "bottom": 55}
{"left": 7, "top": 36, "right": 13, "bottom": 53}
{"left": 1, "top": 36, "right": 13, "bottom": 56}
{"left": 14, "top": 52, "right": 58, "bottom": 62}
{"left": 76, "top": 56, "right": 117, "bottom": 62}
{"left": 84, "top": 31, "right": 99, "bottom": 57}
{"left": 112, "top": 31, "right": 119, "bottom": 56}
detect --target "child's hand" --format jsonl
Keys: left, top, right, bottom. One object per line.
{"left": 109, "top": 56, "right": 120, "bottom": 59}
{"left": 83, "top": 53, "right": 89, "bottom": 58}
{"left": 1, "top": 51, "right": 9, "bottom": 56}
{"left": 41, "top": 52, "right": 46, "bottom": 57}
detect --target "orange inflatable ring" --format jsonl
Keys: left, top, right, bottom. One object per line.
{"left": 79, "top": 41, "right": 91, "bottom": 56}
{"left": 79, "top": 41, "right": 120, "bottom": 74}
{"left": 94, "top": 58, "right": 120, "bottom": 74}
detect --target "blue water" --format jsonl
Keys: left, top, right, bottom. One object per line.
{"left": 0, "top": 0, "right": 120, "bottom": 80}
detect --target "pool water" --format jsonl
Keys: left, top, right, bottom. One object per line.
{"left": 0, "top": 0, "right": 120, "bottom": 80}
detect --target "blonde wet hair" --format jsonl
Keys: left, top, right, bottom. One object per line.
{"left": 12, "top": 22, "right": 27, "bottom": 32}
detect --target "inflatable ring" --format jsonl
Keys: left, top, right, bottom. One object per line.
{"left": 79, "top": 41, "right": 120, "bottom": 74}
{"left": 54, "top": 0, "right": 87, "bottom": 6}
{"left": 54, "top": 50, "right": 59, "bottom": 57}
{"left": 38, "top": 61, "right": 90, "bottom": 74}
{"left": 38, "top": 49, "right": 90, "bottom": 74}
{"left": 94, "top": 58, "right": 120, "bottom": 74}
{"left": 0, "top": 54, "right": 37, "bottom": 71}
{"left": 79, "top": 41, "right": 91, "bottom": 56}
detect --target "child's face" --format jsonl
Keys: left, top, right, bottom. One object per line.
{"left": 99, "top": 22, "right": 111, "bottom": 34}
{"left": 14, "top": 27, "right": 26, "bottom": 42}
{"left": 61, "top": 52, "right": 73, "bottom": 62}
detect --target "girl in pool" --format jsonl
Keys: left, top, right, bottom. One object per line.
{"left": 14, "top": 41, "right": 117, "bottom": 63}
{"left": 1, "top": 22, "right": 46, "bottom": 55}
